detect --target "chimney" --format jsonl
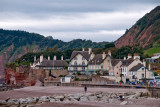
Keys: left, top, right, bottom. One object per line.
{"left": 143, "top": 59, "right": 146, "bottom": 67}
{"left": 90, "top": 52, "right": 95, "bottom": 60}
{"left": 128, "top": 54, "right": 132, "bottom": 59}
{"left": 40, "top": 55, "right": 43, "bottom": 63}
{"left": 34, "top": 56, "right": 36, "bottom": 62}
{"left": 134, "top": 53, "right": 140, "bottom": 59}
{"left": 82, "top": 48, "right": 85, "bottom": 51}
{"left": 108, "top": 50, "right": 111, "bottom": 56}
{"left": 48, "top": 56, "right": 50, "bottom": 60}
{"left": 88, "top": 48, "right": 92, "bottom": 54}
{"left": 61, "top": 56, "right": 63, "bottom": 60}
{"left": 54, "top": 55, "right": 57, "bottom": 60}
{"left": 102, "top": 52, "right": 106, "bottom": 59}
{"left": 124, "top": 56, "right": 126, "bottom": 60}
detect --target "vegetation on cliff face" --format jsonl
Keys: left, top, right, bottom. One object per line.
{"left": 115, "top": 6, "right": 160, "bottom": 49}
{"left": 0, "top": 29, "right": 108, "bottom": 81}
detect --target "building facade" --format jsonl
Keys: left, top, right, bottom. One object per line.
{"left": 68, "top": 48, "right": 92, "bottom": 74}
{"left": 129, "top": 63, "right": 153, "bottom": 81}
{"left": 87, "top": 52, "right": 112, "bottom": 75}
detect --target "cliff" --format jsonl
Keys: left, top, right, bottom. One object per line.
{"left": 115, "top": 6, "right": 160, "bottom": 49}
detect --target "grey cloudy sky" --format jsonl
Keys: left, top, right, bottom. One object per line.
{"left": 0, "top": 0, "right": 159, "bottom": 42}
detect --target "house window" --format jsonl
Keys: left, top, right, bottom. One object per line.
{"left": 142, "top": 73, "right": 144, "bottom": 78}
{"left": 82, "top": 57, "right": 85, "bottom": 60}
{"left": 74, "top": 61, "right": 77, "bottom": 65}
{"left": 101, "top": 65, "right": 103, "bottom": 69}
{"left": 82, "top": 67, "right": 85, "bottom": 71}
{"left": 74, "top": 67, "right": 77, "bottom": 72}
{"left": 74, "top": 57, "right": 77, "bottom": 60}
{"left": 107, "top": 60, "right": 110, "bottom": 63}
{"left": 82, "top": 61, "right": 85, "bottom": 66}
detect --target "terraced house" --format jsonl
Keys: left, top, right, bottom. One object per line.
{"left": 87, "top": 51, "right": 112, "bottom": 75}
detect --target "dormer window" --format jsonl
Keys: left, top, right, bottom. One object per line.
{"left": 74, "top": 57, "right": 77, "bottom": 60}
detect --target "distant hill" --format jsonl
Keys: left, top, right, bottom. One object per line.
{"left": 115, "top": 6, "right": 160, "bottom": 49}
{"left": 0, "top": 29, "right": 108, "bottom": 81}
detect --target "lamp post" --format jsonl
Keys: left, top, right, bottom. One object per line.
{"left": 95, "top": 60, "right": 96, "bottom": 74}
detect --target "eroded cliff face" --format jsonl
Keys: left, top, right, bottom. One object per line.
{"left": 115, "top": 25, "right": 154, "bottom": 48}
{"left": 115, "top": 6, "right": 160, "bottom": 48}
{"left": 0, "top": 45, "right": 39, "bottom": 83}
{"left": 5, "top": 65, "right": 68, "bottom": 86}
{"left": 5, "top": 66, "right": 32, "bottom": 86}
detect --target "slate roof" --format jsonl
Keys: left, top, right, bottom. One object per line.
{"left": 130, "top": 63, "right": 144, "bottom": 71}
{"left": 121, "top": 58, "right": 134, "bottom": 66}
{"left": 36, "top": 60, "right": 68, "bottom": 67}
{"left": 111, "top": 59, "right": 123, "bottom": 66}
{"left": 70, "top": 51, "right": 91, "bottom": 61}
{"left": 88, "top": 54, "right": 110, "bottom": 65}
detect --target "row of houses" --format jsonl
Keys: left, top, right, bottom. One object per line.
{"left": 31, "top": 48, "right": 154, "bottom": 82}
{"left": 68, "top": 48, "right": 153, "bottom": 82}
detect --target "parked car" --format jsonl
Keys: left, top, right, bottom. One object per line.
{"left": 130, "top": 81, "right": 136, "bottom": 85}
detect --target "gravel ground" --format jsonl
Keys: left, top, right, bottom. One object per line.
{"left": 0, "top": 86, "right": 159, "bottom": 107}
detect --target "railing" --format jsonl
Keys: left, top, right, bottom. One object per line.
{"left": 147, "top": 86, "right": 160, "bottom": 98}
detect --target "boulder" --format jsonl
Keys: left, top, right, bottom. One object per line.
{"left": 39, "top": 96, "right": 50, "bottom": 102}
{"left": 101, "top": 96, "right": 109, "bottom": 102}
{"left": 88, "top": 96, "right": 97, "bottom": 101}
{"left": 19, "top": 98, "right": 28, "bottom": 104}
{"left": 0, "top": 100, "right": 7, "bottom": 105}
{"left": 121, "top": 101, "right": 128, "bottom": 105}
{"left": 8, "top": 99, "right": 19, "bottom": 105}
{"left": 80, "top": 96, "right": 88, "bottom": 102}
{"left": 97, "top": 94, "right": 103, "bottom": 98}
{"left": 50, "top": 99, "right": 56, "bottom": 102}
{"left": 54, "top": 95, "right": 65, "bottom": 101}
{"left": 26, "top": 97, "right": 37, "bottom": 104}
{"left": 109, "top": 99, "right": 117, "bottom": 103}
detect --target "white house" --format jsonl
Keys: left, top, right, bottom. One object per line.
{"left": 68, "top": 48, "right": 92, "bottom": 74}
{"left": 129, "top": 63, "right": 154, "bottom": 81}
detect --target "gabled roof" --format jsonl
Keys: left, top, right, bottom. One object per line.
{"left": 88, "top": 54, "right": 110, "bottom": 65}
{"left": 70, "top": 51, "right": 91, "bottom": 61}
{"left": 130, "top": 63, "right": 144, "bottom": 71}
{"left": 36, "top": 60, "right": 68, "bottom": 67}
{"left": 111, "top": 59, "right": 123, "bottom": 66}
{"left": 122, "top": 58, "right": 135, "bottom": 66}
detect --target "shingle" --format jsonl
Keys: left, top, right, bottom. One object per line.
{"left": 88, "top": 54, "right": 110, "bottom": 65}
{"left": 36, "top": 60, "right": 68, "bottom": 67}
{"left": 130, "top": 63, "right": 144, "bottom": 71}
{"left": 111, "top": 59, "right": 122, "bottom": 66}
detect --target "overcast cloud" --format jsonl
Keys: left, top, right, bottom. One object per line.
{"left": 0, "top": 0, "right": 159, "bottom": 42}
